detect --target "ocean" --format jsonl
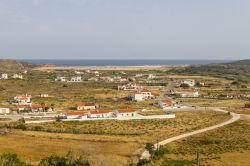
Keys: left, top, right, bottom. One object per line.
{"left": 22, "top": 59, "right": 231, "bottom": 66}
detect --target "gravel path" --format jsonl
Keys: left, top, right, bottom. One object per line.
{"left": 140, "top": 108, "right": 240, "bottom": 159}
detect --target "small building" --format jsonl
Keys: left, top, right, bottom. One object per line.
{"left": 75, "top": 102, "right": 97, "bottom": 110}
{"left": 13, "top": 74, "right": 23, "bottom": 79}
{"left": 154, "top": 98, "right": 177, "bottom": 108}
{"left": 129, "top": 93, "right": 145, "bottom": 102}
{"left": 31, "top": 104, "right": 44, "bottom": 112}
{"left": 0, "top": 107, "right": 10, "bottom": 114}
{"left": 66, "top": 111, "right": 87, "bottom": 119}
{"left": 14, "top": 95, "right": 32, "bottom": 104}
{"left": 40, "top": 93, "right": 49, "bottom": 97}
{"left": 87, "top": 110, "right": 113, "bottom": 118}
{"left": 118, "top": 83, "right": 143, "bottom": 90}
{"left": 1, "top": 73, "right": 8, "bottom": 79}
{"left": 181, "top": 79, "right": 195, "bottom": 87}
{"left": 116, "top": 109, "right": 136, "bottom": 117}
{"left": 70, "top": 76, "right": 82, "bottom": 82}
{"left": 148, "top": 74, "right": 157, "bottom": 79}
{"left": 18, "top": 104, "right": 31, "bottom": 112}
{"left": 55, "top": 77, "right": 66, "bottom": 82}
{"left": 170, "top": 88, "right": 199, "bottom": 98}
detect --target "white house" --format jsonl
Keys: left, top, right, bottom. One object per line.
{"left": 18, "top": 104, "right": 31, "bottom": 112}
{"left": 118, "top": 83, "right": 143, "bottom": 90}
{"left": 55, "top": 77, "right": 66, "bottom": 82}
{"left": 148, "top": 74, "right": 157, "bottom": 79}
{"left": 75, "top": 102, "right": 97, "bottom": 110}
{"left": 154, "top": 98, "right": 177, "bottom": 108}
{"left": 40, "top": 93, "right": 49, "bottom": 97}
{"left": 129, "top": 93, "right": 145, "bottom": 102}
{"left": 116, "top": 109, "right": 136, "bottom": 117}
{"left": 129, "top": 89, "right": 159, "bottom": 102}
{"left": 74, "top": 71, "right": 84, "bottom": 75}
{"left": 181, "top": 79, "right": 195, "bottom": 87}
{"left": 1, "top": 73, "right": 8, "bottom": 79}
{"left": 13, "top": 74, "right": 23, "bottom": 79}
{"left": 0, "top": 107, "right": 10, "bottom": 114}
{"left": 70, "top": 76, "right": 82, "bottom": 82}
{"left": 13, "top": 95, "right": 32, "bottom": 104}
{"left": 66, "top": 111, "right": 87, "bottom": 119}
{"left": 87, "top": 110, "right": 113, "bottom": 118}
{"left": 171, "top": 88, "right": 199, "bottom": 98}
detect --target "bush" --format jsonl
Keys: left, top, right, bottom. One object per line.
{"left": 39, "top": 155, "right": 67, "bottom": 166}
{"left": 231, "top": 81, "right": 239, "bottom": 85}
{"left": 33, "top": 126, "right": 44, "bottom": 131}
{"left": 180, "top": 83, "right": 190, "bottom": 88}
{"left": 14, "top": 123, "right": 27, "bottom": 130}
{"left": 39, "top": 153, "right": 89, "bottom": 166}
{"left": 137, "top": 159, "right": 150, "bottom": 166}
{"left": 145, "top": 143, "right": 154, "bottom": 156}
{"left": 0, "top": 153, "right": 26, "bottom": 166}
{"left": 245, "top": 103, "right": 250, "bottom": 108}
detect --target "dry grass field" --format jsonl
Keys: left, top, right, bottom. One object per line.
{"left": 0, "top": 110, "right": 230, "bottom": 165}
{"left": 181, "top": 98, "right": 248, "bottom": 108}
{"left": 154, "top": 119, "right": 250, "bottom": 166}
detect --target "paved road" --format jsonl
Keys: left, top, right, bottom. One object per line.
{"left": 141, "top": 108, "right": 240, "bottom": 159}
{"left": 0, "top": 114, "right": 23, "bottom": 122}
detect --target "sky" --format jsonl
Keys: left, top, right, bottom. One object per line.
{"left": 0, "top": 0, "right": 250, "bottom": 60}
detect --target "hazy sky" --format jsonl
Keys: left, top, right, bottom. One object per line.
{"left": 0, "top": 0, "right": 250, "bottom": 60}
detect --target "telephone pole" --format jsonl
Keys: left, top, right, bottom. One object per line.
{"left": 196, "top": 152, "right": 200, "bottom": 166}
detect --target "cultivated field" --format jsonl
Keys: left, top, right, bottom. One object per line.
{"left": 0, "top": 110, "right": 230, "bottom": 165}
{"left": 155, "top": 119, "right": 250, "bottom": 166}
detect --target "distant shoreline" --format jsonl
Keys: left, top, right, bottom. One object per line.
{"left": 23, "top": 59, "right": 230, "bottom": 67}
{"left": 34, "top": 65, "right": 176, "bottom": 71}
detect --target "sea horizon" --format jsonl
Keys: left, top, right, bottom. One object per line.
{"left": 21, "top": 59, "right": 233, "bottom": 67}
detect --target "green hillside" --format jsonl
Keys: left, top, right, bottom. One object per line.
{"left": 0, "top": 59, "right": 35, "bottom": 73}
{"left": 168, "top": 59, "right": 250, "bottom": 83}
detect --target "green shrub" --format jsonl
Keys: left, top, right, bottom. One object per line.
{"left": 0, "top": 153, "right": 26, "bottom": 166}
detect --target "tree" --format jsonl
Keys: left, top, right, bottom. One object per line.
{"left": 180, "top": 83, "right": 190, "bottom": 88}
{"left": 145, "top": 143, "right": 154, "bottom": 156}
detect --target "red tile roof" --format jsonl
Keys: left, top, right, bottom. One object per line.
{"left": 19, "top": 104, "right": 30, "bottom": 108}
{"left": 76, "top": 102, "right": 96, "bottom": 107}
{"left": 67, "top": 111, "right": 85, "bottom": 116}
{"left": 161, "top": 98, "right": 176, "bottom": 105}
{"left": 117, "top": 109, "right": 136, "bottom": 113}
{"left": 32, "top": 104, "right": 43, "bottom": 109}
{"left": 90, "top": 109, "right": 110, "bottom": 114}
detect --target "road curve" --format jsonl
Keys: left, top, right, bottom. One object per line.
{"left": 140, "top": 108, "right": 240, "bottom": 159}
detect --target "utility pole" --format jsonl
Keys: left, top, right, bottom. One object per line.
{"left": 196, "top": 152, "right": 200, "bottom": 166}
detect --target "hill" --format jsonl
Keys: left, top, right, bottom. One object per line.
{"left": 168, "top": 59, "right": 250, "bottom": 83}
{"left": 0, "top": 59, "right": 36, "bottom": 73}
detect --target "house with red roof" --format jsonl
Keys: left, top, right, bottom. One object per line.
{"left": 75, "top": 102, "right": 98, "bottom": 110}
{"left": 13, "top": 94, "right": 31, "bottom": 104}
{"left": 128, "top": 89, "right": 160, "bottom": 101}
{"left": 31, "top": 104, "right": 44, "bottom": 112}
{"left": 87, "top": 109, "right": 113, "bottom": 118}
{"left": 170, "top": 88, "right": 199, "bottom": 98}
{"left": 116, "top": 109, "right": 137, "bottom": 117}
{"left": 66, "top": 111, "right": 87, "bottom": 119}
{"left": 154, "top": 98, "right": 177, "bottom": 109}
{"left": 18, "top": 104, "right": 31, "bottom": 112}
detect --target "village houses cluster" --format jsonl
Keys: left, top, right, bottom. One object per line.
{"left": 8, "top": 94, "right": 53, "bottom": 113}
{"left": 0, "top": 73, "right": 23, "bottom": 80}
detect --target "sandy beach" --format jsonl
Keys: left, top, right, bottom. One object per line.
{"left": 34, "top": 65, "right": 174, "bottom": 71}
